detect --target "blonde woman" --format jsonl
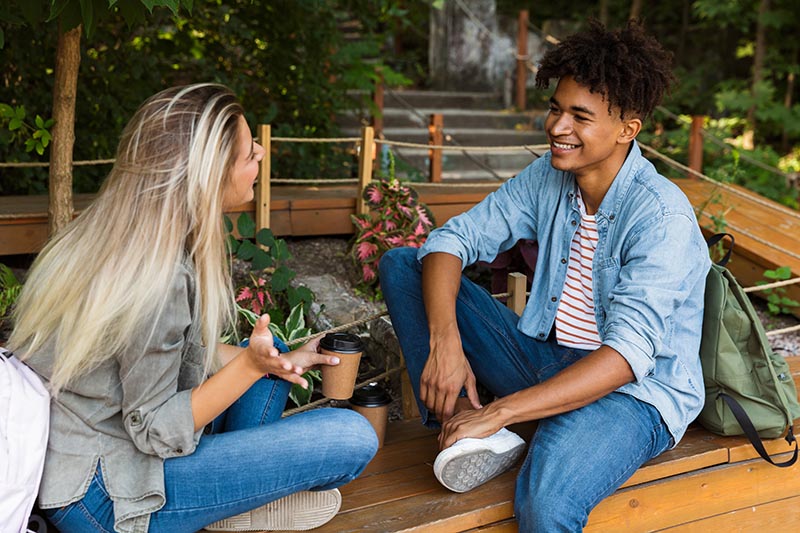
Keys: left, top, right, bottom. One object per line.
{"left": 9, "top": 84, "right": 378, "bottom": 533}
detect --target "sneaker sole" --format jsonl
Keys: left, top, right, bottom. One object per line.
{"left": 204, "top": 489, "right": 342, "bottom": 532}
{"left": 434, "top": 437, "right": 526, "bottom": 493}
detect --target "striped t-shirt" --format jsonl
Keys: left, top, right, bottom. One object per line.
{"left": 555, "top": 191, "right": 602, "bottom": 350}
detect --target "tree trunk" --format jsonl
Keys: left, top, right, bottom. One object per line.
{"left": 782, "top": 46, "right": 797, "bottom": 153}
{"left": 743, "top": 0, "right": 769, "bottom": 151}
{"left": 599, "top": 0, "right": 609, "bottom": 26}
{"left": 49, "top": 23, "right": 82, "bottom": 236}
{"left": 629, "top": 0, "right": 643, "bottom": 20}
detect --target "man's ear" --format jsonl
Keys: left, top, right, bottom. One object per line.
{"left": 618, "top": 118, "right": 642, "bottom": 144}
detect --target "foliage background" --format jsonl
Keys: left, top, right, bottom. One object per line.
{"left": 1, "top": 0, "right": 798, "bottom": 207}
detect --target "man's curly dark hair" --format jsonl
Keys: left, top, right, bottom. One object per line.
{"left": 535, "top": 19, "right": 674, "bottom": 120}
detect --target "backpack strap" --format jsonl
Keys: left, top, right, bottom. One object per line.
{"left": 706, "top": 233, "right": 735, "bottom": 267}
{"left": 719, "top": 392, "right": 798, "bottom": 467}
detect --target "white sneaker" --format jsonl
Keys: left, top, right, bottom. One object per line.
{"left": 204, "top": 488, "right": 342, "bottom": 531}
{"left": 433, "top": 428, "right": 526, "bottom": 493}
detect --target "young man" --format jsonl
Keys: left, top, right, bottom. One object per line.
{"left": 380, "top": 20, "right": 710, "bottom": 531}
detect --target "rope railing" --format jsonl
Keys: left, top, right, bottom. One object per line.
{"left": 653, "top": 106, "right": 793, "bottom": 180}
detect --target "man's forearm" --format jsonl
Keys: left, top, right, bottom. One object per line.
{"left": 421, "top": 252, "right": 464, "bottom": 336}
{"left": 484, "top": 345, "right": 636, "bottom": 426}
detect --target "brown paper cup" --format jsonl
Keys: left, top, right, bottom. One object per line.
{"left": 352, "top": 404, "right": 389, "bottom": 448}
{"left": 320, "top": 348, "right": 362, "bottom": 399}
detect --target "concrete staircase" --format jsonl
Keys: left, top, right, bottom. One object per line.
{"left": 338, "top": 89, "right": 547, "bottom": 181}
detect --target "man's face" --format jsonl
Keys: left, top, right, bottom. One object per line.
{"left": 545, "top": 76, "right": 634, "bottom": 182}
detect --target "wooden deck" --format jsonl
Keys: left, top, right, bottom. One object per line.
{"left": 1, "top": 178, "right": 798, "bottom": 310}
{"left": 276, "top": 358, "right": 800, "bottom": 532}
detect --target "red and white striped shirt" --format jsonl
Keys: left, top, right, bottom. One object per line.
{"left": 555, "top": 192, "right": 602, "bottom": 350}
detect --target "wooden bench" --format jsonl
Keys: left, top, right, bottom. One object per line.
{"left": 298, "top": 359, "right": 800, "bottom": 533}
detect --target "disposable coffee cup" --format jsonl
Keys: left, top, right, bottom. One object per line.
{"left": 320, "top": 332, "right": 364, "bottom": 400}
{"left": 350, "top": 382, "right": 392, "bottom": 448}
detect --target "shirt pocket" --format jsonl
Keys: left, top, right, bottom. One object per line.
{"left": 594, "top": 257, "right": 620, "bottom": 321}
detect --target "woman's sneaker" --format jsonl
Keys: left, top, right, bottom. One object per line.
{"left": 204, "top": 488, "right": 342, "bottom": 531}
{"left": 433, "top": 428, "right": 526, "bottom": 493}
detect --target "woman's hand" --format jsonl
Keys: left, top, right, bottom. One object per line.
{"left": 243, "top": 315, "right": 306, "bottom": 385}
{"left": 276, "top": 337, "right": 341, "bottom": 387}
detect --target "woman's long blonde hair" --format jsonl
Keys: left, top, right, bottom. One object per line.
{"left": 10, "top": 84, "right": 243, "bottom": 393}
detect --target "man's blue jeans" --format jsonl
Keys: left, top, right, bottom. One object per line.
{"left": 45, "top": 341, "right": 378, "bottom": 533}
{"left": 379, "top": 247, "right": 672, "bottom": 532}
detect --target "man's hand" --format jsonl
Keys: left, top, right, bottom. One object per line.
{"left": 438, "top": 406, "right": 503, "bottom": 449}
{"left": 421, "top": 329, "right": 482, "bottom": 423}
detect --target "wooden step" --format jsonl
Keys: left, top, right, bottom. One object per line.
{"left": 281, "top": 357, "right": 800, "bottom": 533}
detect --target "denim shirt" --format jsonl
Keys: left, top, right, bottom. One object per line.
{"left": 23, "top": 258, "right": 205, "bottom": 533}
{"left": 418, "top": 143, "right": 710, "bottom": 445}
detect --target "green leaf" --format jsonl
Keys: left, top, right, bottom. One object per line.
{"left": 270, "top": 265, "right": 294, "bottom": 292}
{"left": 251, "top": 248, "right": 271, "bottom": 271}
{"left": 14, "top": 106, "right": 25, "bottom": 120}
{"left": 225, "top": 234, "right": 240, "bottom": 254}
{"left": 223, "top": 214, "right": 233, "bottom": 233}
{"left": 255, "top": 227, "right": 275, "bottom": 248}
{"left": 775, "top": 266, "right": 792, "bottom": 279}
{"left": 35, "top": 142, "right": 44, "bottom": 155}
{"left": 237, "top": 239, "right": 257, "bottom": 261}
{"left": 0, "top": 104, "right": 13, "bottom": 118}
{"left": 35, "top": 115, "right": 44, "bottom": 128}
{"left": 237, "top": 212, "right": 256, "bottom": 238}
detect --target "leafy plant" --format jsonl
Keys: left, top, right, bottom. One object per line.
{"left": 0, "top": 103, "right": 53, "bottom": 156}
{"left": 237, "top": 302, "right": 320, "bottom": 407}
{"left": 758, "top": 266, "right": 800, "bottom": 316}
{"left": 349, "top": 152, "right": 435, "bottom": 292}
{"left": 225, "top": 212, "right": 314, "bottom": 326}
{"left": 0, "top": 263, "right": 21, "bottom": 320}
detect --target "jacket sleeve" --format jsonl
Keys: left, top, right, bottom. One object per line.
{"left": 419, "top": 159, "right": 543, "bottom": 268}
{"left": 602, "top": 212, "right": 710, "bottom": 383}
{"left": 117, "top": 264, "right": 202, "bottom": 458}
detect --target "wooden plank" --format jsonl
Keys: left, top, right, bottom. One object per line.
{"left": 255, "top": 124, "right": 271, "bottom": 231}
{"left": 584, "top": 455, "right": 800, "bottom": 532}
{"left": 658, "top": 494, "right": 800, "bottom": 531}
{"left": 306, "top": 469, "right": 517, "bottom": 533}
{"left": 464, "top": 519, "right": 518, "bottom": 533}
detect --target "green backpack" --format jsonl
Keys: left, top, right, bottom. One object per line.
{"left": 698, "top": 234, "right": 800, "bottom": 467}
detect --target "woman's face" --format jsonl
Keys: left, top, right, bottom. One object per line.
{"left": 222, "top": 116, "right": 265, "bottom": 210}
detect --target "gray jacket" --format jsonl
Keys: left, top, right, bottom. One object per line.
{"left": 24, "top": 259, "right": 206, "bottom": 533}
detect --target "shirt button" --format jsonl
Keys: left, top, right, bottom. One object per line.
{"left": 176, "top": 448, "right": 183, "bottom": 454}
{"left": 609, "top": 214, "right": 616, "bottom": 221}
{"left": 560, "top": 258, "right": 567, "bottom": 264}
{"left": 551, "top": 296, "right": 557, "bottom": 302}
{"left": 571, "top": 220, "right": 577, "bottom": 226}
{"left": 538, "top": 333, "right": 545, "bottom": 338}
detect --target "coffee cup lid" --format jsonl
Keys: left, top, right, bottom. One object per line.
{"left": 319, "top": 332, "right": 363, "bottom": 354}
{"left": 350, "top": 382, "right": 392, "bottom": 407}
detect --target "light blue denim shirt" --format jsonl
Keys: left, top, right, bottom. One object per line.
{"left": 418, "top": 143, "right": 710, "bottom": 445}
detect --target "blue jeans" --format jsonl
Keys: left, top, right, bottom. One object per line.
{"left": 45, "top": 340, "right": 378, "bottom": 533}
{"left": 379, "top": 247, "right": 672, "bottom": 532}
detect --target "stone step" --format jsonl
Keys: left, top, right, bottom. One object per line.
{"left": 348, "top": 89, "right": 504, "bottom": 110}
{"left": 343, "top": 127, "right": 546, "bottom": 147}
{"left": 337, "top": 108, "right": 546, "bottom": 130}
{"left": 379, "top": 146, "right": 540, "bottom": 176}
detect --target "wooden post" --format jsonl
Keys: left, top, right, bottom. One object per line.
{"left": 428, "top": 113, "right": 443, "bottom": 183}
{"left": 357, "top": 126, "right": 375, "bottom": 216}
{"left": 255, "top": 124, "right": 271, "bottom": 230}
{"left": 371, "top": 69, "right": 384, "bottom": 139}
{"left": 687, "top": 115, "right": 704, "bottom": 179}
{"left": 507, "top": 272, "right": 527, "bottom": 316}
{"left": 516, "top": 10, "right": 529, "bottom": 111}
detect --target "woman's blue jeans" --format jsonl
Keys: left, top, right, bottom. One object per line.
{"left": 45, "top": 339, "right": 378, "bottom": 533}
{"left": 379, "top": 247, "right": 672, "bottom": 532}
